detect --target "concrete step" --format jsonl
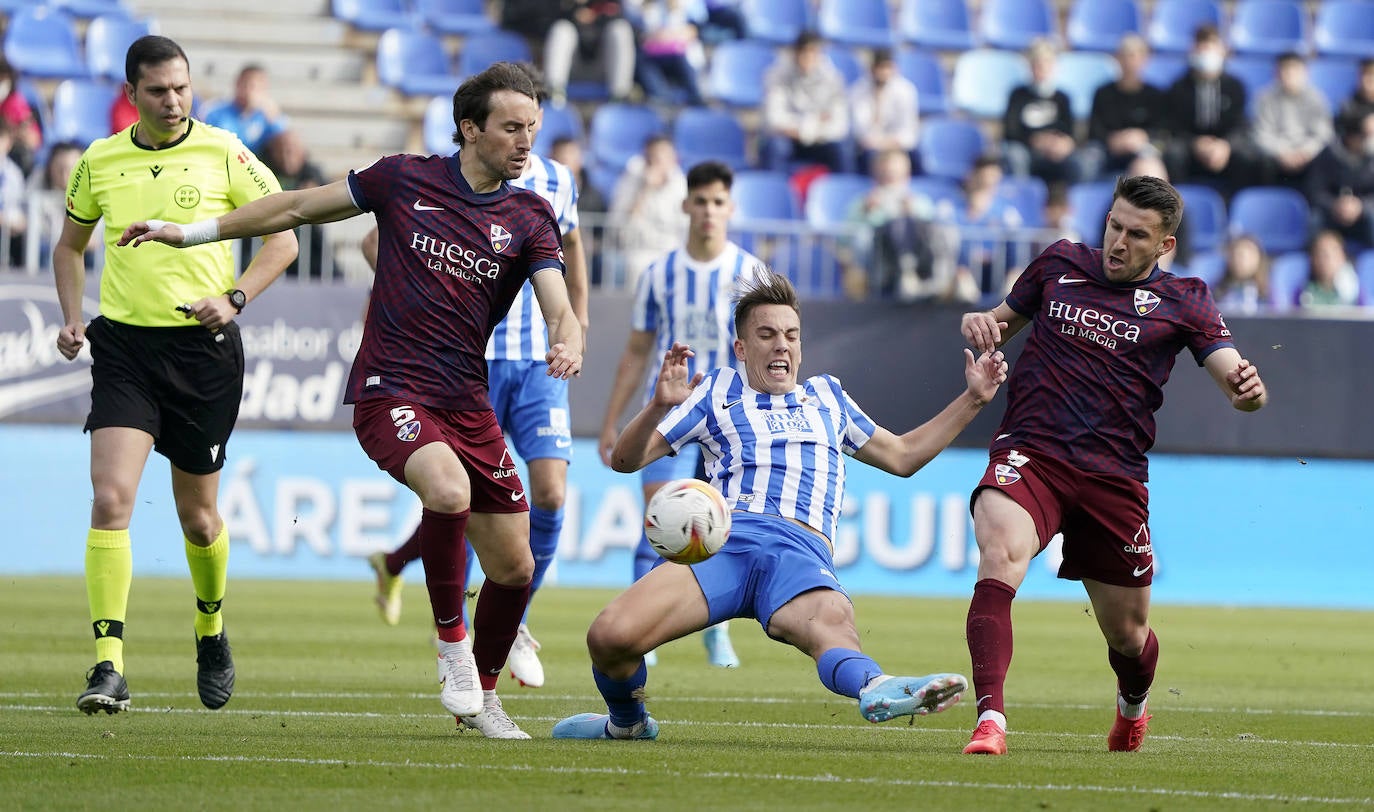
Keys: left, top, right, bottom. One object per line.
{"left": 148, "top": 12, "right": 348, "bottom": 50}
{"left": 131, "top": 0, "right": 330, "bottom": 19}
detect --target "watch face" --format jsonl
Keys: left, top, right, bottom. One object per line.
{"left": 229, "top": 290, "right": 246, "bottom": 311}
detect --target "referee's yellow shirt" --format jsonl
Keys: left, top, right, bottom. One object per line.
{"left": 67, "top": 120, "right": 284, "bottom": 327}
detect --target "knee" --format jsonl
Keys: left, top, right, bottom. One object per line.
{"left": 90, "top": 483, "right": 135, "bottom": 528}
{"left": 529, "top": 481, "right": 565, "bottom": 512}
{"left": 176, "top": 507, "right": 221, "bottom": 546}
{"left": 1105, "top": 623, "right": 1151, "bottom": 657}
{"left": 418, "top": 482, "right": 470, "bottom": 514}
{"left": 586, "top": 608, "right": 640, "bottom": 663}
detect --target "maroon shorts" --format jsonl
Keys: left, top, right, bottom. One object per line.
{"left": 352, "top": 397, "right": 528, "bottom": 514}
{"left": 973, "top": 447, "right": 1153, "bottom": 587}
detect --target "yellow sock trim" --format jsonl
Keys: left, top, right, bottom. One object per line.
{"left": 186, "top": 526, "right": 229, "bottom": 639}
{"left": 86, "top": 528, "right": 132, "bottom": 674}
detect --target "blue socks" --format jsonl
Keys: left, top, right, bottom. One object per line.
{"left": 817, "top": 648, "right": 882, "bottom": 698}
{"left": 593, "top": 661, "right": 649, "bottom": 728}
{"left": 527, "top": 506, "right": 562, "bottom": 595}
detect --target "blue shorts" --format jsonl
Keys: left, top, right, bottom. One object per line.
{"left": 690, "top": 513, "right": 850, "bottom": 632}
{"left": 487, "top": 359, "right": 572, "bottom": 463}
{"left": 642, "top": 443, "right": 701, "bottom": 486}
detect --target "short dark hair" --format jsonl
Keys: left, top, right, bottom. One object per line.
{"left": 126, "top": 35, "right": 188, "bottom": 87}
{"left": 686, "top": 160, "right": 732, "bottom": 191}
{"left": 794, "top": 30, "right": 822, "bottom": 51}
{"left": 871, "top": 47, "right": 894, "bottom": 66}
{"left": 1276, "top": 51, "right": 1304, "bottom": 67}
{"left": 1113, "top": 174, "right": 1184, "bottom": 237}
{"left": 514, "top": 61, "right": 550, "bottom": 106}
{"left": 451, "top": 61, "right": 537, "bottom": 148}
{"left": 734, "top": 271, "right": 799, "bottom": 338}
{"left": 1193, "top": 24, "right": 1221, "bottom": 46}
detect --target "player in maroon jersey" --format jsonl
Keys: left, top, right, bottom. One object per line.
{"left": 119, "top": 63, "right": 583, "bottom": 739}
{"left": 957, "top": 175, "right": 1267, "bottom": 756}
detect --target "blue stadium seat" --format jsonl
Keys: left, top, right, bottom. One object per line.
{"left": 951, "top": 48, "right": 1030, "bottom": 118}
{"left": 1229, "top": 187, "right": 1311, "bottom": 255}
{"left": 1309, "top": 58, "right": 1359, "bottom": 117}
{"left": 979, "top": 0, "right": 1056, "bottom": 52}
{"left": 416, "top": 0, "right": 494, "bottom": 36}
{"left": 588, "top": 103, "right": 666, "bottom": 187}
{"left": 1314, "top": 1, "right": 1374, "bottom": 59}
{"left": 1066, "top": 181, "right": 1117, "bottom": 248}
{"left": 740, "top": 0, "right": 811, "bottom": 46}
{"left": 896, "top": 49, "right": 949, "bottom": 116}
{"left": 824, "top": 44, "right": 864, "bottom": 87}
{"left": 376, "top": 28, "right": 456, "bottom": 97}
{"left": 817, "top": 0, "right": 893, "bottom": 49}
{"left": 1181, "top": 250, "right": 1225, "bottom": 286}
{"left": 997, "top": 176, "right": 1048, "bottom": 227}
{"left": 1267, "top": 251, "right": 1308, "bottom": 309}
{"left": 731, "top": 170, "right": 801, "bottom": 221}
{"left": 3, "top": 7, "right": 87, "bottom": 79}
{"left": 1066, "top": 0, "right": 1141, "bottom": 53}
{"left": 536, "top": 101, "right": 583, "bottom": 153}
{"left": 909, "top": 175, "right": 963, "bottom": 212}
{"left": 706, "top": 39, "right": 777, "bottom": 108}
{"left": 672, "top": 107, "right": 748, "bottom": 170}
{"left": 1055, "top": 51, "right": 1120, "bottom": 120}
{"left": 1357, "top": 251, "right": 1374, "bottom": 306}
{"left": 804, "top": 173, "right": 873, "bottom": 227}
{"left": 1229, "top": 0, "right": 1309, "bottom": 57}
{"left": 332, "top": 0, "right": 413, "bottom": 32}
{"left": 918, "top": 116, "right": 986, "bottom": 181}
{"left": 897, "top": 0, "right": 976, "bottom": 52}
{"left": 1227, "top": 54, "right": 1278, "bottom": 117}
{"left": 52, "top": 0, "right": 129, "bottom": 18}
{"left": 1141, "top": 53, "right": 1188, "bottom": 90}
{"left": 423, "top": 95, "right": 457, "bottom": 156}
{"left": 86, "top": 14, "right": 152, "bottom": 83}
{"left": 456, "top": 30, "right": 531, "bottom": 81}
{"left": 51, "top": 78, "right": 118, "bottom": 147}
{"left": 1176, "top": 183, "right": 1228, "bottom": 255}
{"left": 1147, "top": 0, "right": 1223, "bottom": 54}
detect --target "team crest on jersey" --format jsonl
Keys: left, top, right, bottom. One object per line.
{"left": 1133, "top": 289, "right": 1161, "bottom": 316}
{"left": 994, "top": 464, "right": 1022, "bottom": 485}
{"left": 489, "top": 223, "right": 512, "bottom": 254}
{"left": 396, "top": 420, "right": 421, "bottom": 442}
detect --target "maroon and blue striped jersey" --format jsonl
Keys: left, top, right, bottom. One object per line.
{"left": 992, "top": 240, "right": 1233, "bottom": 481}
{"left": 344, "top": 154, "right": 564, "bottom": 411}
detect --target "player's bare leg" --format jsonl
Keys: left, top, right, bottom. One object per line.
{"left": 1084, "top": 579, "right": 1156, "bottom": 751}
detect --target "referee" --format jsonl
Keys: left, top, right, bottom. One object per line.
{"left": 53, "top": 36, "right": 297, "bottom": 714}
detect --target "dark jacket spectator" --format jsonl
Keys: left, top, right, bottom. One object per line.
{"left": 1305, "top": 112, "right": 1374, "bottom": 248}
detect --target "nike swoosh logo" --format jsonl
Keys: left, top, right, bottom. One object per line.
{"left": 1058, "top": 275, "right": 1088, "bottom": 284}
{"left": 554, "top": 438, "right": 572, "bottom": 448}
{"left": 510, "top": 490, "right": 524, "bottom": 501}
{"left": 977, "top": 694, "right": 992, "bottom": 706}
{"left": 1133, "top": 562, "right": 1153, "bottom": 577}
{"left": 413, "top": 199, "right": 445, "bottom": 211}
{"left": 720, "top": 399, "right": 742, "bottom": 409}
{"left": 437, "top": 616, "right": 461, "bottom": 625}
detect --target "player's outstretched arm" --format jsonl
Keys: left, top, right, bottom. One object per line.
{"left": 853, "top": 349, "right": 1008, "bottom": 476}
{"left": 609, "top": 343, "right": 701, "bottom": 473}
{"left": 119, "top": 181, "right": 361, "bottom": 248}
{"left": 532, "top": 268, "right": 584, "bottom": 380}
{"left": 599, "top": 329, "right": 656, "bottom": 467}
{"left": 1204, "top": 347, "right": 1268, "bottom": 412}
{"left": 52, "top": 218, "right": 98, "bottom": 361}
{"left": 961, "top": 301, "right": 1028, "bottom": 354}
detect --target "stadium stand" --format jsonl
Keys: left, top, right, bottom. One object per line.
{"left": 1146, "top": 0, "right": 1223, "bottom": 54}
{"left": 951, "top": 48, "right": 1030, "bottom": 118}
{"left": 536, "top": 101, "right": 583, "bottom": 153}
{"left": 1314, "top": 1, "right": 1374, "bottom": 59}
{"left": 415, "top": 0, "right": 494, "bottom": 37}
{"left": 4, "top": 6, "right": 87, "bottom": 79}
{"left": 895, "top": 48, "right": 949, "bottom": 116}
{"left": 1055, "top": 49, "right": 1121, "bottom": 120}
{"left": 50, "top": 77, "right": 119, "bottom": 146}
{"left": 1176, "top": 183, "right": 1229, "bottom": 256}
{"left": 85, "top": 13, "right": 153, "bottom": 82}
{"left": 1066, "top": 0, "right": 1141, "bottom": 53}
{"left": 1359, "top": 251, "right": 1374, "bottom": 306}
{"left": 1229, "top": 187, "right": 1312, "bottom": 256}
{"left": 1268, "top": 251, "right": 1309, "bottom": 309}
{"left": 1228, "top": 0, "right": 1309, "bottom": 57}
{"left": 979, "top": 0, "right": 1057, "bottom": 52}
{"left": 454, "top": 29, "right": 530, "bottom": 82}
{"left": 1066, "top": 181, "right": 1117, "bottom": 249}
{"left": 672, "top": 106, "right": 748, "bottom": 170}
{"left": 331, "top": 0, "right": 411, "bottom": 33}
{"left": 53, "top": 0, "right": 129, "bottom": 18}
{"left": 897, "top": 0, "right": 976, "bottom": 52}
{"left": 422, "top": 94, "right": 455, "bottom": 156}
{"left": 739, "top": 0, "right": 809, "bottom": 46}
{"left": 376, "top": 27, "right": 456, "bottom": 98}
{"left": 817, "top": 0, "right": 893, "bottom": 50}
{"left": 704, "top": 38, "right": 776, "bottom": 108}
{"left": 918, "top": 116, "right": 986, "bottom": 181}
{"left": 804, "top": 172, "right": 872, "bottom": 228}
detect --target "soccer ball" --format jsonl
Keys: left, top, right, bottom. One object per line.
{"left": 644, "top": 478, "right": 731, "bottom": 565}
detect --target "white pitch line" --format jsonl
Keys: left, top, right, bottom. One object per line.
{"left": 1, "top": 749, "right": 1370, "bottom": 806}
{"left": 5, "top": 703, "right": 1372, "bottom": 751}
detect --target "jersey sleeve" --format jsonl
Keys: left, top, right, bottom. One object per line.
{"left": 828, "top": 376, "right": 878, "bottom": 455}
{"left": 345, "top": 154, "right": 407, "bottom": 213}
{"left": 1182, "top": 280, "right": 1236, "bottom": 365}
{"left": 656, "top": 370, "right": 717, "bottom": 453}
{"left": 1005, "top": 240, "right": 1064, "bottom": 317}
{"left": 225, "top": 138, "right": 283, "bottom": 206}
{"left": 65, "top": 152, "right": 99, "bottom": 224}
{"left": 524, "top": 207, "right": 565, "bottom": 278}
{"left": 630, "top": 262, "right": 657, "bottom": 333}
{"left": 557, "top": 161, "right": 580, "bottom": 234}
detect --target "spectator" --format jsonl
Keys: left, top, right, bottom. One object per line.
{"left": 1298, "top": 229, "right": 1360, "bottom": 308}
{"left": 762, "top": 31, "right": 850, "bottom": 174}
{"left": 1002, "top": 39, "right": 1096, "bottom": 185}
{"left": 507, "top": 1, "right": 636, "bottom": 103}
{"left": 952, "top": 155, "right": 1024, "bottom": 303}
{"left": 1305, "top": 111, "right": 1374, "bottom": 248}
{"left": 1253, "top": 52, "right": 1333, "bottom": 187}
{"left": 0, "top": 119, "right": 28, "bottom": 266}
{"left": 850, "top": 48, "right": 919, "bottom": 176}
{"left": 0, "top": 57, "right": 42, "bottom": 177}
{"left": 1337, "top": 58, "right": 1374, "bottom": 131}
{"left": 1212, "top": 233, "right": 1270, "bottom": 314}
{"left": 636, "top": 0, "right": 705, "bottom": 106}
{"left": 608, "top": 133, "right": 688, "bottom": 286}
{"left": 1086, "top": 35, "right": 1166, "bottom": 180}
{"left": 29, "top": 140, "right": 94, "bottom": 269}
{"left": 262, "top": 129, "right": 330, "bottom": 279}
{"left": 201, "top": 64, "right": 287, "bottom": 154}
{"left": 697, "top": 0, "right": 746, "bottom": 45}
{"left": 550, "top": 135, "right": 605, "bottom": 214}
{"left": 1162, "top": 25, "right": 1258, "bottom": 199}
{"left": 838, "top": 147, "right": 952, "bottom": 301}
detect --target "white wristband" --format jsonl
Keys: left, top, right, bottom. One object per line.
{"left": 179, "top": 218, "right": 220, "bottom": 247}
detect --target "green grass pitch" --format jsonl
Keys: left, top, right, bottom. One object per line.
{"left": 2, "top": 576, "right": 1370, "bottom": 811}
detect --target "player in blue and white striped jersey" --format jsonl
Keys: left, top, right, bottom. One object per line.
{"left": 598, "top": 160, "right": 764, "bottom": 668}
{"left": 363, "top": 65, "right": 589, "bottom": 695}
{"left": 554, "top": 272, "right": 1009, "bottom": 740}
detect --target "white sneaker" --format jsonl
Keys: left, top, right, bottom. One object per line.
{"left": 436, "top": 637, "right": 482, "bottom": 716}
{"left": 368, "top": 552, "right": 402, "bottom": 626}
{"left": 458, "top": 690, "right": 531, "bottom": 739}
{"left": 507, "top": 623, "right": 544, "bottom": 688}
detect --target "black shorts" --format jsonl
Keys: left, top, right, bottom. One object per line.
{"left": 84, "top": 316, "right": 244, "bottom": 475}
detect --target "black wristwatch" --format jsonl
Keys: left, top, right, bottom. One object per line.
{"left": 226, "top": 289, "right": 247, "bottom": 313}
